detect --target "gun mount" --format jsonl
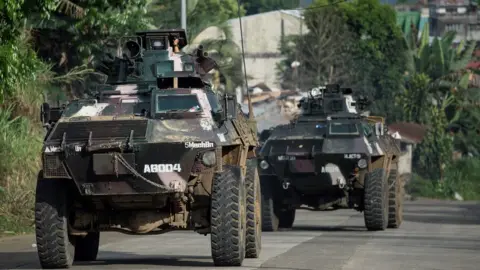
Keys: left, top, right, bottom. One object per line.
{"left": 96, "top": 29, "right": 218, "bottom": 90}
{"left": 296, "top": 84, "right": 370, "bottom": 119}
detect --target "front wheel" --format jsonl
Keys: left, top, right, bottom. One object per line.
{"left": 245, "top": 159, "right": 261, "bottom": 258}
{"left": 279, "top": 208, "right": 296, "bottom": 229}
{"left": 35, "top": 171, "right": 76, "bottom": 268}
{"left": 210, "top": 165, "right": 247, "bottom": 266}
{"left": 388, "top": 163, "right": 404, "bottom": 228}
{"left": 74, "top": 232, "right": 100, "bottom": 261}
{"left": 363, "top": 168, "right": 389, "bottom": 231}
{"left": 260, "top": 176, "right": 280, "bottom": 231}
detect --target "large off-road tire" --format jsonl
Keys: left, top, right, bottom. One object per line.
{"left": 260, "top": 176, "right": 279, "bottom": 232}
{"left": 35, "top": 170, "right": 75, "bottom": 269}
{"left": 74, "top": 232, "right": 100, "bottom": 261}
{"left": 245, "top": 159, "right": 261, "bottom": 258}
{"left": 363, "top": 168, "right": 389, "bottom": 231}
{"left": 210, "top": 165, "right": 247, "bottom": 266}
{"left": 279, "top": 208, "right": 296, "bottom": 229}
{"left": 387, "top": 163, "right": 404, "bottom": 228}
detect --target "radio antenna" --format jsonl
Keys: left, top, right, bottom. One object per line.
{"left": 236, "top": 0, "right": 254, "bottom": 120}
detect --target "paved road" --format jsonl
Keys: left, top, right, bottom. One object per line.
{"left": 1, "top": 199, "right": 479, "bottom": 270}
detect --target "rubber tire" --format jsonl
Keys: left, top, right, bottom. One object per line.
{"left": 279, "top": 208, "right": 296, "bottom": 229}
{"left": 245, "top": 159, "right": 261, "bottom": 258}
{"left": 260, "top": 176, "right": 279, "bottom": 232}
{"left": 387, "top": 164, "right": 404, "bottom": 229}
{"left": 210, "top": 165, "right": 247, "bottom": 266}
{"left": 363, "top": 168, "right": 389, "bottom": 231}
{"left": 35, "top": 170, "right": 75, "bottom": 269}
{"left": 74, "top": 232, "right": 100, "bottom": 261}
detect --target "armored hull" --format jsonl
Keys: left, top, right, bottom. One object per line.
{"left": 259, "top": 109, "right": 402, "bottom": 232}
{"left": 43, "top": 117, "right": 222, "bottom": 198}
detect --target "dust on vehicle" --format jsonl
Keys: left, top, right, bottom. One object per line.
{"left": 36, "top": 29, "right": 261, "bottom": 268}
{"left": 257, "top": 84, "right": 404, "bottom": 231}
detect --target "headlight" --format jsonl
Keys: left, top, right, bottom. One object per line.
{"left": 201, "top": 151, "right": 216, "bottom": 166}
{"left": 259, "top": 160, "right": 269, "bottom": 170}
{"left": 357, "top": 159, "right": 367, "bottom": 169}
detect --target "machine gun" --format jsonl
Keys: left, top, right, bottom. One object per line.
{"left": 297, "top": 84, "right": 361, "bottom": 116}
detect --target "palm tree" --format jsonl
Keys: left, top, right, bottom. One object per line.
{"left": 399, "top": 22, "right": 480, "bottom": 179}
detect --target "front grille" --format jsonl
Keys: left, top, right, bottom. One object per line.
{"left": 47, "top": 120, "right": 148, "bottom": 141}
{"left": 43, "top": 155, "right": 70, "bottom": 178}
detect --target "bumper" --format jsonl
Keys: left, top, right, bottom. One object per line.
{"left": 258, "top": 153, "right": 367, "bottom": 192}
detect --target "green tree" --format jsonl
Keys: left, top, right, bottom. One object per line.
{"left": 396, "top": 23, "right": 479, "bottom": 180}
{"left": 25, "top": 0, "right": 153, "bottom": 99}
{"left": 276, "top": 6, "right": 356, "bottom": 90}
{"left": 334, "top": 0, "right": 408, "bottom": 122}
{"left": 277, "top": 0, "right": 407, "bottom": 122}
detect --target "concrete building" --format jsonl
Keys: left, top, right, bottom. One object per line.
{"left": 192, "top": 10, "right": 306, "bottom": 91}
{"left": 388, "top": 122, "right": 427, "bottom": 184}
{"left": 428, "top": 0, "right": 480, "bottom": 40}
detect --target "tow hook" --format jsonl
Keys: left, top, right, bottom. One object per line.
{"left": 282, "top": 181, "right": 290, "bottom": 190}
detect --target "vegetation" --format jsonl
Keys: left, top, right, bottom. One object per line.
{"left": 278, "top": 0, "right": 407, "bottom": 121}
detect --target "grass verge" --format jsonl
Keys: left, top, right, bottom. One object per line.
{"left": 406, "top": 158, "right": 480, "bottom": 201}
{"left": 0, "top": 108, "right": 43, "bottom": 236}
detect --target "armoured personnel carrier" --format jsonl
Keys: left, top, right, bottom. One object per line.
{"left": 258, "top": 84, "right": 403, "bottom": 231}
{"left": 36, "top": 29, "right": 261, "bottom": 268}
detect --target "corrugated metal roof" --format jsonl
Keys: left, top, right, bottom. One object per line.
{"left": 388, "top": 122, "right": 427, "bottom": 143}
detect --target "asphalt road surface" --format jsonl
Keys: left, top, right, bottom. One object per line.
{"left": 1, "top": 199, "right": 479, "bottom": 270}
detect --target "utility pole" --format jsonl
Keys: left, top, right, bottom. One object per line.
{"left": 181, "top": 0, "right": 187, "bottom": 30}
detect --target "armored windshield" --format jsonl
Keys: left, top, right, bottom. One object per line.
{"left": 156, "top": 94, "right": 202, "bottom": 113}
{"left": 328, "top": 122, "right": 360, "bottom": 136}
{"left": 62, "top": 98, "right": 149, "bottom": 118}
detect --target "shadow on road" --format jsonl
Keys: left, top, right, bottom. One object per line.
{"left": 403, "top": 201, "right": 480, "bottom": 225}
{"left": 291, "top": 225, "right": 367, "bottom": 232}
{"left": 298, "top": 206, "right": 337, "bottom": 211}
{"left": 81, "top": 252, "right": 214, "bottom": 267}
{"left": 0, "top": 252, "right": 215, "bottom": 269}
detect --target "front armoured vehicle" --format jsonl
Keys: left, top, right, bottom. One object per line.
{"left": 258, "top": 84, "right": 403, "bottom": 231}
{"left": 36, "top": 29, "right": 261, "bottom": 268}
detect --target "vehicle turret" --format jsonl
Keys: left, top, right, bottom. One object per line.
{"left": 297, "top": 84, "right": 370, "bottom": 118}
{"left": 96, "top": 29, "right": 218, "bottom": 89}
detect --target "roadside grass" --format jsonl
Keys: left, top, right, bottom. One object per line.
{"left": 0, "top": 32, "right": 48, "bottom": 236}
{"left": 0, "top": 107, "right": 43, "bottom": 235}
{"left": 406, "top": 158, "right": 480, "bottom": 201}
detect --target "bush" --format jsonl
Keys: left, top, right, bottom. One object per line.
{"left": 0, "top": 107, "right": 43, "bottom": 234}
{"left": 0, "top": 32, "right": 48, "bottom": 235}
{"left": 406, "top": 158, "right": 480, "bottom": 201}
{"left": 443, "top": 157, "right": 480, "bottom": 201}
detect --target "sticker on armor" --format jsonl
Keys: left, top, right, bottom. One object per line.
{"left": 185, "top": 141, "right": 214, "bottom": 148}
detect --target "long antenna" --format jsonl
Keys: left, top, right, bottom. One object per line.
{"left": 236, "top": 0, "right": 254, "bottom": 120}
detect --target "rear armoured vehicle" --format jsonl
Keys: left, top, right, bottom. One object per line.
{"left": 36, "top": 29, "right": 261, "bottom": 268}
{"left": 258, "top": 84, "right": 403, "bottom": 231}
